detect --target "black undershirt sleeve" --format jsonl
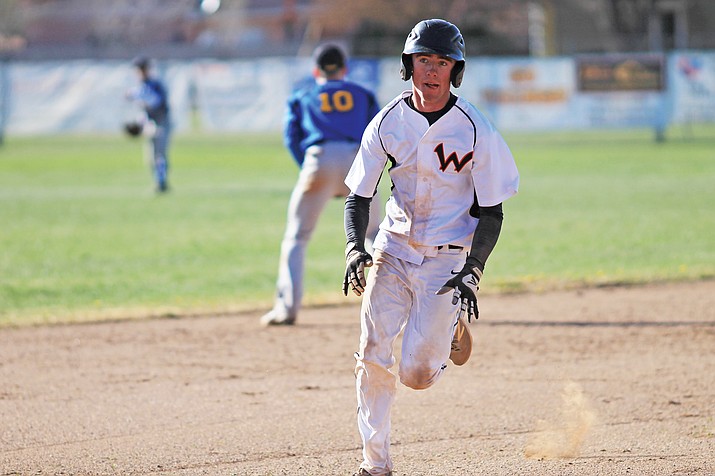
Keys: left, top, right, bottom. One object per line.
{"left": 467, "top": 203, "right": 504, "bottom": 273}
{"left": 344, "top": 193, "right": 372, "bottom": 249}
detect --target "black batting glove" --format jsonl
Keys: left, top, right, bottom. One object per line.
{"left": 343, "top": 242, "right": 373, "bottom": 297}
{"left": 436, "top": 258, "right": 483, "bottom": 322}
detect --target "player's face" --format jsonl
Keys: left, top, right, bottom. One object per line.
{"left": 411, "top": 54, "right": 455, "bottom": 112}
{"left": 136, "top": 67, "right": 149, "bottom": 81}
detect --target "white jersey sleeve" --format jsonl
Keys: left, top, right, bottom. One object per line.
{"left": 465, "top": 100, "right": 520, "bottom": 207}
{"left": 345, "top": 96, "right": 401, "bottom": 199}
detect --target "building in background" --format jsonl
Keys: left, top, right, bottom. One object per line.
{"left": 543, "top": 0, "right": 712, "bottom": 55}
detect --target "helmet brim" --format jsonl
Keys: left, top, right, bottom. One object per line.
{"left": 403, "top": 47, "right": 464, "bottom": 63}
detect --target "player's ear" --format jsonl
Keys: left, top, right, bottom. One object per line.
{"left": 400, "top": 53, "right": 413, "bottom": 81}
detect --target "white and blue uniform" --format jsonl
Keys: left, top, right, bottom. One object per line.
{"left": 345, "top": 90, "right": 519, "bottom": 474}
{"left": 128, "top": 77, "right": 171, "bottom": 191}
{"left": 268, "top": 77, "right": 382, "bottom": 322}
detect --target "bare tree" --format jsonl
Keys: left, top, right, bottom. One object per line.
{"left": 309, "top": 0, "right": 529, "bottom": 56}
{"left": 0, "top": 0, "right": 23, "bottom": 37}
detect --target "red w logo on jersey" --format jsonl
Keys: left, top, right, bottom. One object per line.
{"left": 434, "top": 143, "right": 473, "bottom": 173}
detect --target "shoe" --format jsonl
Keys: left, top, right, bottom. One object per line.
{"left": 449, "top": 316, "right": 472, "bottom": 366}
{"left": 259, "top": 309, "right": 295, "bottom": 326}
{"left": 353, "top": 470, "right": 392, "bottom": 476}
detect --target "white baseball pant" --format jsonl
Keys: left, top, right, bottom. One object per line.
{"left": 355, "top": 247, "right": 465, "bottom": 474}
{"left": 273, "top": 141, "right": 381, "bottom": 319}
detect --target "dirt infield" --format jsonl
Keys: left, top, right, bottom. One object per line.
{"left": 1, "top": 281, "right": 714, "bottom": 476}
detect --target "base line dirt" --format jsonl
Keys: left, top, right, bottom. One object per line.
{"left": 1, "top": 281, "right": 714, "bottom": 475}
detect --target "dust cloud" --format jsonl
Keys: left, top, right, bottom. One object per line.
{"left": 525, "top": 380, "right": 597, "bottom": 459}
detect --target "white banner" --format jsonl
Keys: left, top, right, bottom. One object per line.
{"left": 192, "top": 58, "right": 298, "bottom": 132}
{"left": 2, "top": 53, "right": 713, "bottom": 136}
{"left": 6, "top": 60, "right": 192, "bottom": 135}
{"left": 669, "top": 51, "right": 715, "bottom": 123}
{"left": 8, "top": 61, "right": 129, "bottom": 135}
{"left": 192, "top": 57, "right": 382, "bottom": 133}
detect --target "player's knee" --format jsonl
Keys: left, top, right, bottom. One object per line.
{"left": 356, "top": 356, "right": 396, "bottom": 389}
{"left": 281, "top": 235, "right": 310, "bottom": 250}
{"left": 398, "top": 360, "right": 439, "bottom": 390}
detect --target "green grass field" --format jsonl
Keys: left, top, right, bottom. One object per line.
{"left": 1, "top": 127, "right": 714, "bottom": 326}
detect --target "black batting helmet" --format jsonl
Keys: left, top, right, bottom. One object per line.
{"left": 313, "top": 43, "right": 346, "bottom": 74}
{"left": 400, "top": 19, "right": 466, "bottom": 88}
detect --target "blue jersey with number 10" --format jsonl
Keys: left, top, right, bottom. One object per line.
{"left": 284, "top": 79, "right": 380, "bottom": 166}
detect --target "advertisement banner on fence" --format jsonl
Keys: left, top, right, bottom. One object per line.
{"left": 468, "top": 57, "right": 575, "bottom": 131}
{"left": 571, "top": 54, "right": 669, "bottom": 130}
{"left": 464, "top": 54, "right": 670, "bottom": 131}
{"left": 573, "top": 54, "right": 670, "bottom": 130}
{"left": 576, "top": 54, "right": 665, "bottom": 92}
{"left": 670, "top": 51, "right": 715, "bottom": 123}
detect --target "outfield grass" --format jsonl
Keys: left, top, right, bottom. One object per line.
{"left": 499, "top": 126, "right": 715, "bottom": 290}
{"left": 1, "top": 127, "right": 714, "bottom": 325}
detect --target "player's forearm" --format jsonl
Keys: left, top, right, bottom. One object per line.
{"left": 344, "top": 193, "right": 372, "bottom": 249}
{"left": 468, "top": 203, "right": 503, "bottom": 274}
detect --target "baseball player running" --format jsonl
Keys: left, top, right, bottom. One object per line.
{"left": 261, "top": 44, "right": 381, "bottom": 326}
{"left": 342, "top": 19, "right": 519, "bottom": 476}
{"left": 125, "top": 56, "right": 172, "bottom": 193}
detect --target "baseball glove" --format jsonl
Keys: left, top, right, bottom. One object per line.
{"left": 123, "top": 121, "right": 143, "bottom": 137}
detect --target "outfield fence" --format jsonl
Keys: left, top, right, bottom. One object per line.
{"left": 0, "top": 51, "right": 714, "bottom": 137}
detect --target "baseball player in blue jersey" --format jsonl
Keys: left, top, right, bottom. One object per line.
{"left": 126, "top": 56, "right": 172, "bottom": 193}
{"left": 343, "top": 20, "right": 520, "bottom": 476}
{"left": 261, "top": 44, "right": 381, "bottom": 326}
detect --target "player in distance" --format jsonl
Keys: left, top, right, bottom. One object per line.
{"left": 261, "top": 43, "right": 381, "bottom": 326}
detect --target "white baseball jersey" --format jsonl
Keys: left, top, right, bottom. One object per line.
{"left": 348, "top": 90, "right": 519, "bottom": 474}
{"left": 345, "top": 90, "right": 520, "bottom": 264}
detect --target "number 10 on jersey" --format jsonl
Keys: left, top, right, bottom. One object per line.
{"left": 319, "top": 90, "right": 354, "bottom": 112}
